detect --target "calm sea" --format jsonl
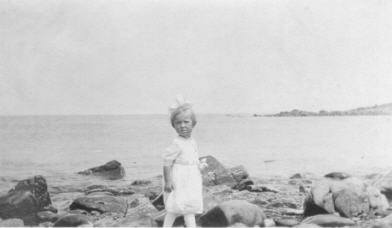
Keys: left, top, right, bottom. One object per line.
{"left": 1, "top": 114, "right": 392, "bottom": 194}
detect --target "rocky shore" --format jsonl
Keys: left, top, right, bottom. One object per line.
{"left": 260, "top": 103, "right": 392, "bottom": 117}
{"left": 1, "top": 157, "right": 392, "bottom": 227}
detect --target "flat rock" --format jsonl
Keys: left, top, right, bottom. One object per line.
{"left": 69, "top": 194, "right": 127, "bottom": 214}
{"left": 274, "top": 217, "right": 300, "bottom": 227}
{"left": 301, "top": 214, "right": 355, "bottom": 227}
{"left": 324, "top": 172, "right": 351, "bottom": 180}
{"left": 78, "top": 160, "right": 125, "bottom": 180}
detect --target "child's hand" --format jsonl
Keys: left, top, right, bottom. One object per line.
{"left": 199, "top": 158, "right": 208, "bottom": 170}
{"left": 164, "top": 181, "right": 174, "bottom": 193}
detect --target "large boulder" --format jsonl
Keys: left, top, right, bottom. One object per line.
{"left": 69, "top": 193, "right": 127, "bottom": 214}
{"left": 199, "top": 156, "right": 236, "bottom": 187}
{"left": 0, "top": 175, "right": 52, "bottom": 225}
{"left": 333, "top": 189, "right": 370, "bottom": 217}
{"left": 199, "top": 200, "right": 266, "bottom": 227}
{"left": 77, "top": 160, "right": 125, "bottom": 180}
{"left": 304, "top": 177, "right": 389, "bottom": 218}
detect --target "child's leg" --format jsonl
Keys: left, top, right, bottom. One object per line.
{"left": 184, "top": 214, "right": 196, "bottom": 227}
{"left": 163, "top": 212, "right": 178, "bottom": 227}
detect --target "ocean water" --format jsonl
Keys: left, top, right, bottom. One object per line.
{"left": 1, "top": 114, "right": 392, "bottom": 194}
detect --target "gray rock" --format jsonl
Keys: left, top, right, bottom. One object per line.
{"left": 274, "top": 217, "right": 300, "bottom": 227}
{"left": 233, "top": 179, "right": 254, "bottom": 191}
{"left": 333, "top": 189, "right": 370, "bottom": 217}
{"left": 0, "top": 175, "right": 52, "bottom": 225}
{"left": 199, "top": 200, "right": 266, "bottom": 227}
{"left": 200, "top": 156, "right": 237, "bottom": 187}
{"left": 228, "top": 165, "right": 249, "bottom": 182}
{"left": 78, "top": 160, "right": 125, "bottom": 180}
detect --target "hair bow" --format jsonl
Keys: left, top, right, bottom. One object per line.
{"left": 168, "top": 94, "right": 192, "bottom": 114}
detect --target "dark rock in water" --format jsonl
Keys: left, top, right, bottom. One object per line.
{"left": 290, "top": 172, "right": 317, "bottom": 180}
{"left": 200, "top": 156, "right": 236, "bottom": 187}
{"left": 325, "top": 172, "right": 351, "bottom": 180}
{"left": 69, "top": 194, "right": 127, "bottom": 214}
{"left": 53, "top": 214, "right": 92, "bottom": 227}
{"left": 131, "top": 180, "right": 152, "bottom": 185}
{"left": 0, "top": 218, "right": 24, "bottom": 227}
{"left": 232, "top": 179, "right": 254, "bottom": 191}
{"left": 77, "top": 160, "right": 125, "bottom": 180}
{"left": 274, "top": 217, "right": 300, "bottom": 227}
{"left": 199, "top": 200, "right": 266, "bottom": 227}
{"left": 333, "top": 189, "right": 370, "bottom": 217}
{"left": 228, "top": 165, "right": 249, "bottom": 182}
{"left": 301, "top": 214, "right": 355, "bottom": 227}
{"left": 0, "top": 175, "right": 52, "bottom": 225}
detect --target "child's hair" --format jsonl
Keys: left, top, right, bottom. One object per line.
{"left": 170, "top": 104, "right": 197, "bottom": 128}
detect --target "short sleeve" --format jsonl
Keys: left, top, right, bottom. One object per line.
{"left": 162, "top": 142, "right": 181, "bottom": 166}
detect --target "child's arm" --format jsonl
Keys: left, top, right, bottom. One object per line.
{"left": 163, "top": 165, "right": 174, "bottom": 193}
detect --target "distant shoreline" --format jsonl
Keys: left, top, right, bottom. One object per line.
{"left": 258, "top": 102, "right": 392, "bottom": 117}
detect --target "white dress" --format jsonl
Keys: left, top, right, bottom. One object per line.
{"left": 162, "top": 136, "right": 203, "bottom": 214}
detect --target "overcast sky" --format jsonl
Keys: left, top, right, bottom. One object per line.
{"left": 1, "top": 0, "right": 392, "bottom": 115}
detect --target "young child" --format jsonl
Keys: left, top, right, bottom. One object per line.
{"left": 162, "top": 97, "right": 207, "bottom": 227}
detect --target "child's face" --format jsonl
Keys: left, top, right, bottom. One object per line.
{"left": 173, "top": 110, "right": 194, "bottom": 138}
